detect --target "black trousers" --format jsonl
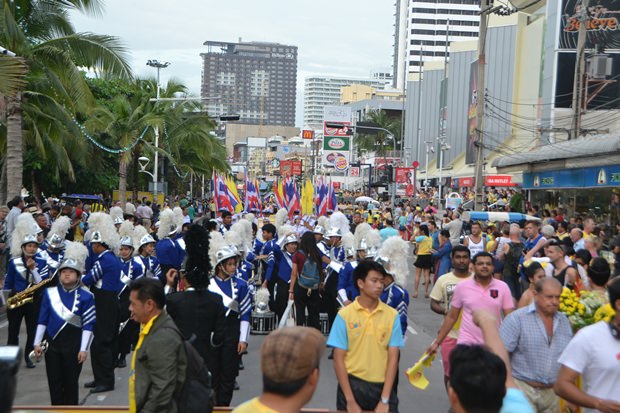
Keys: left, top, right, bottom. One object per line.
{"left": 272, "top": 278, "right": 289, "bottom": 323}
{"left": 6, "top": 301, "right": 37, "bottom": 363}
{"left": 208, "top": 316, "right": 240, "bottom": 406}
{"left": 117, "top": 289, "right": 138, "bottom": 357}
{"left": 45, "top": 326, "right": 83, "bottom": 405}
{"left": 321, "top": 270, "right": 339, "bottom": 331}
{"left": 90, "top": 288, "right": 119, "bottom": 387}
{"left": 337, "top": 375, "right": 399, "bottom": 413}
{"left": 294, "top": 283, "right": 321, "bottom": 330}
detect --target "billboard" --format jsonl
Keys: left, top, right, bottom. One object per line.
{"left": 395, "top": 167, "right": 416, "bottom": 196}
{"left": 465, "top": 60, "right": 478, "bottom": 165}
{"left": 323, "top": 105, "right": 352, "bottom": 166}
{"left": 559, "top": 0, "right": 620, "bottom": 50}
{"left": 280, "top": 159, "right": 303, "bottom": 177}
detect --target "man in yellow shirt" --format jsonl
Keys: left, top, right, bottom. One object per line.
{"left": 327, "top": 260, "right": 404, "bottom": 413}
{"left": 232, "top": 327, "right": 325, "bottom": 413}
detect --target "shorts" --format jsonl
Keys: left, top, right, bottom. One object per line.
{"left": 414, "top": 254, "right": 432, "bottom": 269}
{"left": 440, "top": 337, "right": 458, "bottom": 377}
{"left": 493, "top": 257, "right": 504, "bottom": 274}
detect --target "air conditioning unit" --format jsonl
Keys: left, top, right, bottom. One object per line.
{"left": 587, "top": 54, "right": 613, "bottom": 80}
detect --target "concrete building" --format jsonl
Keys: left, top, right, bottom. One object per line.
{"left": 222, "top": 123, "right": 300, "bottom": 157}
{"left": 303, "top": 76, "right": 386, "bottom": 129}
{"left": 393, "top": 0, "right": 480, "bottom": 88}
{"left": 341, "top": 85, "right": 404, "bottom": 104}
{"left": 200, "top": 40, "right": 298, "bottom": 126}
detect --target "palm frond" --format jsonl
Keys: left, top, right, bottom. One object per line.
{"left": 0, "top": 55, "right": 27, "bottom": 96}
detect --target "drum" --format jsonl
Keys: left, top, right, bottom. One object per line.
{"left": 251, "top": 311, "right": 276, "bottom": 335}
{"left": 319, "top": 313, "right": 330, "bottom": 336}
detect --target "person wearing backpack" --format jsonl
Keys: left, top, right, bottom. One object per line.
{"left": 290, "top": 232, "right": 329, "bottom": 330}
{"left": 502, "top": 224, "right": 525, "bottom": 300}
{"left": 128, "top": 277, "right": 187, "bottom": 413}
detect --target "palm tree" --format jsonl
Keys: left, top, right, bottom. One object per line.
{"left": 0, "top": 0, "right": 131, "bottom": 203}
{"left": 355, "top": 109, "right": 402, "bottom": 166}
{"left": 0, "top": 54, "right": 27, "bottom": 97}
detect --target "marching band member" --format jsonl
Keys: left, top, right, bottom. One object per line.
{"left": 3, "top": 213, "right": 50, "bottom": 368}
{"left": 81, "top": 212, "right": 121, "bottom": 394}
{"left": 155, "top": 209, "right": 185, "bottom": 277}
{"left": 116, "top": 221, "right": 144, "bottom": 369}
{"left": 33, "top": 242, "right": 95, "bottom": 405}
{"left": 134, "top": 225, "right": 162, "bottom": 282}
{"left": 42, "top": 216, "right": 71, "bottom": 270}
{"left": 259, "top": 223, "right": 277, "bottom": 284}
{"left": 208, "top": 232, "right": 252, "bottom": 406}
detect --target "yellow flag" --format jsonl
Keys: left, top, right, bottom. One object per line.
{"left": 226, "top": 176, "right": 243, "bottom": 213}
{"left": 302, "top": 179, "right": 314, "bottom": 215}
{"left": 406, "top": 353, "right": 435, "bottom": 390}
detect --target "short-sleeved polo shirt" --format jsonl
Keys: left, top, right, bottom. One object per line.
{"left": 451, "top": 277, "right": 514, "bottom": 345}
{"left": 327, "top": 298, "right": 404, "bottom": 383}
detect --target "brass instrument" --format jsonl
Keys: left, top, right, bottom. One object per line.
{"left": 7, "top": 277, "right": 55, "bottom": 310}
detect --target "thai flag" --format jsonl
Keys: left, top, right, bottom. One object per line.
{"left": 213, "top": 173, "right": 233, "bottom": 212}
{"left": 283, "top": 178, "right": 301, "bottom": 217}
{"left": 245, "top": 175, "right": 261, "bottom": 212}
{"left": 316, "top": 178, "right": 329, "bottom": 216}
{"left": 328, "top": 180, "right": 338, "bottom": 212}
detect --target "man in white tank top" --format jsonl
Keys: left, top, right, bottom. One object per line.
{"left": 464, "top": 221, "right": 486, "bottom": 258}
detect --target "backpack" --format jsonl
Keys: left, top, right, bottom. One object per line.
{"left": 298, "top": 252, "right": 322, "bottom": 290}
{"left": 166, "top": 327, "right": 215, "bottom": 413}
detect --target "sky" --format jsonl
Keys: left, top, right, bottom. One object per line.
{"left": 70, "top": 0, "right": 396, "bottom": 128}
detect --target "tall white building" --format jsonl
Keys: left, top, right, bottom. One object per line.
{"left": 303, "top": 76, "right": 387, "bottom": 128}
{"left": 393, "top": 0, "right": 480, "bottom": 88}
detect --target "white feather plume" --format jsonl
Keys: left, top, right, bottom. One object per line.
{"left": 118, "top": 220, "right": 135, "bottom": 239}
{"left": 278, "top": 224, "right": 295, "bottom": 239}
{"left": 342, "top": 232, "right": 355, "bottom": 252}
{"left": 317, "top": 216, "right": 329, "bottom": 231}
{"left": 87, "top": 212, "right": 120, "bottom": 253}
{"left": 157, "top": 209, "right": 176, "bottom": 239}
{"left": 209, "top": 231, "right": 228, "bottom": 270}
{"left": 329, "top": 211, "right": 351, "bottom": 235}
{"left": 133, "top": 225, "right": 149, "bottom": 250}
{"left": 377, "top": 236, "right": 411, "bottom": 287}
{"left": 11, "top": 213, "right": 38, "bottom": 258}
{"left": 47, "top": 216, "right": 71, "bottom": 241}
{"left": 173, "top": 207, "right": 184, "bottom": 230}
{"left": 224, "top": 229, "right": 243, "bottom": 251}
{"left": 255, "top": 287, "right": 270, "bottom": 303}
{"left": 354, "top": 223, "right": 372, "bottom": 249}
{"left": 231, "top": 220, "right": 253, "bottom": 254}
{"left": 109, "top": 206, "right": 123, "bottom": 224}
{"left": 365, "top": 229, "right": 383, "bottom": 249}
{"left": 274, "top": 208, "right": 289, "bottom": 234}
{"left": 244, "top": 213, "right": 256, "bottom": 224}
{"left": 63, "top": 241, "right": 89, "bottom": 274}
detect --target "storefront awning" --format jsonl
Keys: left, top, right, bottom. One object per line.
{"left": 492, "top": 134, "right": 620, "bottom": 168}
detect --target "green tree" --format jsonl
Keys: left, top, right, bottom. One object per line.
{"left": 354, "top": 109, "right": 402, "bottom": 161}
{"left": 0, "top": 0, "right": 131, "bottom": 204}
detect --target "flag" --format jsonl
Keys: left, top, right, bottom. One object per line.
{"left": 213, "top": 173, "right": 233, "bottom": 213}
{"left": 301, "top": 179, "right": 314, "bottom": 215}
{"left": 406, "top": 353, "right": 435, "bottom": 390}
{"left": 315, "top": 177, "right": 329, "bottom": 216}
{"left": 226, "top": 176, "right": 243, "bottom": 213}
{"left": 273, "top": 179, "right": 285, "bottom": 209}
{"left": 283, "top": 177, "right": 301, "bottom": 218}
{"left": 245, "top": 174, "right": 261, "bottom": 212}
{"left": 328, "top": 179, "right": 338, "bottom": 212}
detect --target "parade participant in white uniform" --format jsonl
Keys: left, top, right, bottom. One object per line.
{"left": 33, "top": 242, "right": 95, "bottom": 405}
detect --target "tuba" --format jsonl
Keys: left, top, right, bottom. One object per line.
{"left": 7, "top": 277, "right": 55, "bottom": 310}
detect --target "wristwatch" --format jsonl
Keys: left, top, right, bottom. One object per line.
{"left": 381, "top": 396, "right": 389, "bottom": 405}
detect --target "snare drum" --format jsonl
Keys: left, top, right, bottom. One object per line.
{"left": 319, "top": 313, "right": 330, "bottom": 336}
{"left": 251, "top": 311, "right": 276, "bottom": 335}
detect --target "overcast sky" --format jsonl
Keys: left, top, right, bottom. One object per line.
{"left": 70, "top": 0, "right": 395, "bottom": 128}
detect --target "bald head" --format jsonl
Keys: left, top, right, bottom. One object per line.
{"left": 570, "top": 228, "right": 583, "bottom": 242}
{"left": 534, "top": 277, "right": 562, "bottom": 294}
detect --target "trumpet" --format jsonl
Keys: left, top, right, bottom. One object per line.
{"left": 29, "top": 340, "right": 48, "bottom": 363}
{"left": 7, "top": 277, "right": 55, "bottom": 310}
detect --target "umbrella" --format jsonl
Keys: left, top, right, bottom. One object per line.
{"left": 355, "top": 196, "right": 380, "bottom": 204}
{"left": 461, "top": 211, "right": 541, "bottom": 222}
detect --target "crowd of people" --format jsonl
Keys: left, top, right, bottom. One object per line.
{"left": 0, "top": 190, "right": 619, "bottom": 413}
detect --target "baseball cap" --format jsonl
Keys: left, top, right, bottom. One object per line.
{"left": 261, "top": 327, "right": 325, "bottom": 384}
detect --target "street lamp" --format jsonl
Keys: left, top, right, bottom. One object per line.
{"left": 146, "top": 59, "right": 171, "bottom": 206}
{"left": 138, "top": 156, "right": 154, "bottom": 180}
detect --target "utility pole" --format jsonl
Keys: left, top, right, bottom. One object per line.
{"left": 473, "top": 0, "right": 490, "bottom": 211}
{"left": 571, "top": 0, "right": 589, "bottom": 140}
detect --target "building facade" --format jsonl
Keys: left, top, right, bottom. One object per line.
{"left": 393, "top": 0, "right": 480, "bottom": 88}
{"left": 303, "top": 76, "right": 386, "bottom": 129}
{"left": 201, "top": 40, "right": 298, "bottom": 126}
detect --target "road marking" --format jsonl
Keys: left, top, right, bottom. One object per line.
{"left": 0, "top": 320, "right": 8, "bottom": 329}
{"left": 407, "top": 326, "right": 418, "bottom": 335}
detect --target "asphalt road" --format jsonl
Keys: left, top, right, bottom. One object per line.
{"left": 1, "top": 276, "right": 451, "bottom": 412}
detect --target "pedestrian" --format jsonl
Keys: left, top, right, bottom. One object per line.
{"left": 516, "top": 261, "right": 546, "bottom": 308}
{"left": 502, "top": 223, "right": 525, "bottom": 300}
{"left": 442, "top": 211, "right": 463, "bottom": 247}
{"left": 427, "top": 252, "right": 514, "bottom": 354}
{"left": 327, "top": 259, "right": 404, "bottom": 413}
{"left": 432, "top": 229, "right": 452, "bottom": 281}
{"left": 463, "top": 222, "right": 486, "bottom": 258}
{"left": 232, "top": 327, "right": 325, "bottom": 413}
{"left": 412, "top": 225, "right": 432, "bottom": 299}
{"left": 429, "top": 245, "right": 472, "bottom": 388}
{"left": 33, "top": 242, "right": 95, "bottom": 405}
{"left": 128, "top": 277, "right": 187, "bottom": 413}
{"left": 500, "top": 278, "right": 573, "bottom": 413}
{"left": 544, "top": 239, "right": 578, "bottom": 289}
{"left": 290, "top": 232, "right": 326, "bottom": 330}
{"left": 554, "top": 277, "right": 620, "bottom": 412}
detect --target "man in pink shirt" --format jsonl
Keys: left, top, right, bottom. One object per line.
{"left": 426, "top": 252, "right": 514, "bottom": 353}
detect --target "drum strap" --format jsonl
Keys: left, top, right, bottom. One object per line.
{"left": 48, "top": 287, "right": 82, "bottom": 338}
{"left": 209, "top": 277, "right": 239, "bottom": 316}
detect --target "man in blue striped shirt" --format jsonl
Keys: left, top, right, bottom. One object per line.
{"left": 500, "top": 278, "right": 573, "bottom": 413}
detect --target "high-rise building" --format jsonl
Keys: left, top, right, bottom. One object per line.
{"left": 303, "top": 76, "right": 387, "bottom": 128}
{"left": 201, "top": 40, "right": 298, "bottom": 126}
{"left": 393, "top": 0, "right": 480, "bottom": 88}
